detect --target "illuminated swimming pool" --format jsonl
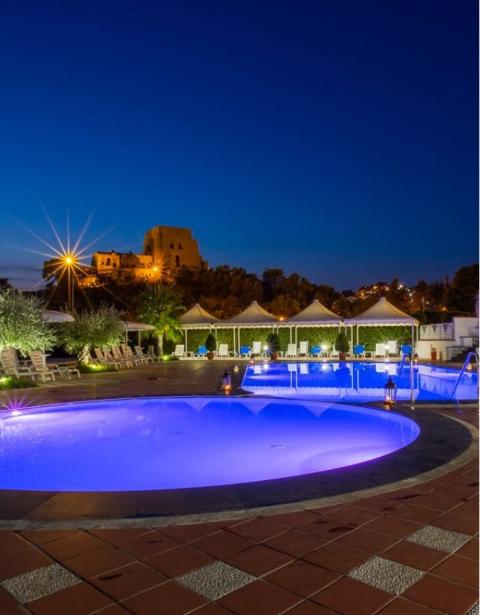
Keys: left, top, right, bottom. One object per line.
{"left": 0, "top": 397, "right": 419, "bottom": 491}
{"left": 242, "top": 361, "right": 478, "bottom": 402}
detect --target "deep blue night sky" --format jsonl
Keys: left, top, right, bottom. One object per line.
{"left": 0, "top": 0, "right": 477, "bottom": 290}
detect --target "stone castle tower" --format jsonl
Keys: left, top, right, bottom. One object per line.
{"left": 143, "top": 226, "right": 206, "bottom": 275}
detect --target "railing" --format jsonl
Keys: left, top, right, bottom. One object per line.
{"left": 452, "top": 351, "right": 479, "bottom": 396}
{"left": 419, "top": 323, "right": 454, "bottom": 340}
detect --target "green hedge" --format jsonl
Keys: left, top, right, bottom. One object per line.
{"left": 357, "top": 325, "right": 412, "bottom": 351}
{"left": 295, "top": 327, "right": 341, "bottom": 348}
{"left": 215, "top": 328, "right": 235, "bottom": 350}
{"left": 184, "top": 329, "right": 210, "bottom": 353}
{"left": 278, "top": 327, "right": 291, "bottom": 351}
{"left": 237, "top": 327, "right": 275, "bottom": 350}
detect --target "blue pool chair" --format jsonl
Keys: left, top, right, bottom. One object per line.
{"left": 239, "top": 345, "right": 251, "bottom": 357}
{"left": 401, "top": 344, "right": 413, "bottom": 356}
{"left": 196, "top": 345, "right": 207, "bottom": 357}
{"left": 310, "top": 345, "right": 321, "bottom": 357}
{"left": 353, "top": 344, "right": 366, "bottom": 357}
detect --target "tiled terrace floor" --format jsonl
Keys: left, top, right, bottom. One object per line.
{"left": 0, "top": 362, "right": 477, "bottom": 615}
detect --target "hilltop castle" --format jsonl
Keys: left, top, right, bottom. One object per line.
{"left": 80, "top": 226, "right": 206, "bottom": 286}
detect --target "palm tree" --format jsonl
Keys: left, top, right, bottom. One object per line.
{"left": 137, "top": 286, "right": 184, "bottom": 355}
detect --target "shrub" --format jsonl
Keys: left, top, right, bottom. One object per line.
{"left": 59, "top": 306, "right": 124, "bottom": 363}
{"left": 0, "top": 290, "right": 56, "bottom": 355}
{"left": 335, "top": 330, "right": 350, "bottom": 353}
{"left": 205, "top": 333, "right": 216, "bottom": 352}
{"left": 0, "top": 375, "right": 37, "bottom": 390}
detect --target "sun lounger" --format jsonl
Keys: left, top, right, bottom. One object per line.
{"left": 285, "top": 344, "right": 297, "bottom": 358}
{"left": 298, "top": 341, "right": 308, "bottom": 356}
{"left": 217, "top": 344, "right": 232, "bottom": 358}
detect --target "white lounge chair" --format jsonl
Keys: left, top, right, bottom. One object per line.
{"left": 387, "top": 341, "right": 398, "bottom": 356}
{"left": 298, "top": 341, "right": 309, "bottom": 356}
{"left": 134, "top": 345, "right": 154, "bottom": 364}
{"left": 0, "top": 348, "right": 37, "bottom": 380}
{"left": 252, "top": 341, "right": 262, "bottom": 356}
{"left": 29, "top": 351, "right": 80, "bottom": 380}
{"left": 285, "top": 344, "right": 297, "bottom": 358}
{"left": 375, "top": 343, "right": 387, "bottom": 357}
{"left": 172, "top": 344, "right": 186, "bottom": 359}
{"left": 217, "top": 344, "right": 231, "bottom": 358}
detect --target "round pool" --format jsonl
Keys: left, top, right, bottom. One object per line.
{"left": 0, "top": 397, "right": 420, "bottom": 492}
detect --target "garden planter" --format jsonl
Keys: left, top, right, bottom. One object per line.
{"left": 207, "top": 352, "right": 214, "bottom": 360}
{"left": 339, "top": 352, "right": 347, "bottom": 361}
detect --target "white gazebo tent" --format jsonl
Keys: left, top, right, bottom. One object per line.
{"left": 122, "top": 321, "right": 156, "bottom": 345}
{"left": 286, "top": 299, "right": 342, "bottom": 345}
{"left": 345, "top": 297, "right": 419, "bottom": 351}
{"left": 179, "top": 304, "right": 219, "bottom": 353}
{"left": 224, "top": 301, "right": 277, "bottom": 354}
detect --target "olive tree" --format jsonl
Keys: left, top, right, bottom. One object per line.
{"left": 60, "top": 306, "right": 124, "bottom": 363}
{"left": 0, "top": 289, "right": 56, "bottom": 355}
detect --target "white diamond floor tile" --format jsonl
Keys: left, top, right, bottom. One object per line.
{"left": 348, "top": 556, "right": 424, "bottom": 595}
{"left": 406, "top": 525, "right": 471, "bottom": 553}
{"left": 177, "top": 561, "right": 256, "bottom": 600}
{"left": 0, "top": 562, "right": 81, "bottom": 604}
{"left": 466, "top": 604, "right": 479, "bottom": 615}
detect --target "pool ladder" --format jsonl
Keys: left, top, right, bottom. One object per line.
{"left": 452, "top": 351, "right": 479, "bottom": 397}
{"left": 393, "top": 353, "right": 408, "bottom": 402}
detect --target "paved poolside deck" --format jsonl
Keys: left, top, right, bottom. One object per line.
{"left": 0, "top": 361, "right": 477, "bottom": 615}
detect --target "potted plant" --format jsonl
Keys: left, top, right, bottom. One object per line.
{"left": 267, "top": 333, "right": 280, "bottom": 360}
{"left": 205, "top": 333, "right": 216, "bottom": 360}
{"left": 335, "top": 330, "right": 349, "bottom": 361}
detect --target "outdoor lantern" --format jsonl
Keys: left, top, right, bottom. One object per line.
{"left": 384, "top": 376, "right": 395, "bottom": 407}
{"left": 221, "top": 370, "right": 232, "bottom": 394}
{"left": 413, "top": 353, "right": 419, "bottom": 364}
{"left": 249, "top": 358, "right": 255, "bottom": 365}
{"left": 233, "top": 364, "right": 240, "bottom": 374}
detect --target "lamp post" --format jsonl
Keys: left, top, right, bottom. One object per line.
{"left": 384, "top": 376, "right": 395, "bottom": 407}
{"left": 62, "top": 254, "right": 77, "bottom": 312}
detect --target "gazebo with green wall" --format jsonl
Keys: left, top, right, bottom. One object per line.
{"left": 223, "top": 301, "right": 277, "bottom": 354}
{"left": 283, "top": 299, "right": 343, "bottom": 350}
{"left": 345, "top": 297, "right": 419, "bottom": 353}
{"left": 179, "top": 303, "right": 219, "bottom": 354}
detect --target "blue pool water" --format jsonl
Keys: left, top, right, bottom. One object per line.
{"left": 242, "top": 361, "right": 478, "bottom": 402}
{"left": 0, "top": 397, "right": 419, "bottom": 491}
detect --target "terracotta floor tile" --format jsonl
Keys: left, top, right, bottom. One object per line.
{"left": 362, "top": 515, "right": 422, "bottom": 538}
{"left": 391, "top": 504, "right": 441, "bottom": 524}
{"left": 122, "top": 580, "right": 205, "bottom": 615}
{"left": 161, "top": 524, "right": 219, "bottom": 543}
{"left": 382, "top": 541, "right": 447, "bottom": 571}
{"left": 225, "top": 544, "right": 293, "bottom": 576}
{"left": 378, "top": 596, "right": 444, "bottom": 614}
{"left": 322, "top": 505, "right": 381, "bottom": 527}
{"left": 192, "top": 603, "right": 238, "bottom": 615}
{"left": 265, "top": 529, "right": 323, "bottom": 558}
{"left": 63, "top": 545, "right": 135, "bottom": 578}
{"left": 270, "top": 510, "right": 322, "bottom": 528}
{"left": 353, "top": 496, "right": 403, "bottom": 513}
{"left": 91, "top": 562, "right": 166, "bottom": 600}
{"left": 432, "top": 554, "right": 479, "bottom": 588}
{"left": 0, "top": 545, "right": 52, "bottom": 581}
{"left": 413, "top": 489, "right": 472, "bottom": 512}
{"left": 114, "top": 530, "right": 179, "bottom": 559}
{"left": 0, "top": 586, "right": 29, "bottom": 615}
{"left": 144, "top": 544, "right": 214, "bottom": 577}
{"left": 229, "top": 517, "right": 287, "bottom": 541}
{"left": 404, "top": 573, "right": 478, "bottom": 615}
{"left": 433, "top": 511, "right": 479, "bottom": 535}
{"left": 456, "top": 537, "right": 479, "bottom": 560}
{"left": 89, "top": 528, "right": 153, "bottom": 545}
{"left": 283, "top": 601, "right": 341, "bottom": 614}
{"left": 0, "top": 532, "right": 33, "bottom": 557}
{"left": 20, "top": 530, "right": 78, "bottom": 546}
{"left": 191, "top": 529, "right": 252, "bottom": 559}
{"left": 27, "top": 582, "right": 112, "bottom": 615}
{"left": 218, "top": 579, "right": 300, "bottom": 615}
{"left": 40, "top": 532, "right": 105, "bottom": 561}
{"left": 335, "top": 528, "right": 399, "bottom": 553}
{"left": 95, "top": 606, "right": 132, "bottom": 615}
{"left": 265, "top": 560, "right": 340, "bottom": 598}
{"left": 303, "top": 542, "right": 370, "bottom": 573}
{"left": 311, "top": 577, "right": 391, "bottom": 615}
